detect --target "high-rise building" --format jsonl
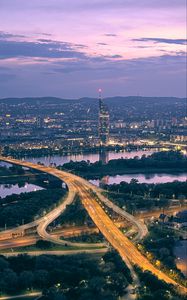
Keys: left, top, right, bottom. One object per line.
{"left": 98, "top": 89, "right": 110, "bottom": 146}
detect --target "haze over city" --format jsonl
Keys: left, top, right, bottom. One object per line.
{"left": 0, "top": 0, "right": 186, "bottom": 98}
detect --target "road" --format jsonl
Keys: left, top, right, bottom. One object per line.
{"left": 93, "top": 190, "right": 148, "bottom": 241}
{"left": 2, "top": 248, "right": 107, "bottom": 257}
{"left": 0, "top": 222, "right": 130, "bottom": 251}
{"left": 0, "top": 156, "right": 186, "bottom": 294}
{"left": 0, "top": 157, "right": 146, "bottom": 244}
{"left": 0, "top": 292, "right": 41, "bottom": 300}
{"left": 136, "top": 205, "right": 187, "bottom": 220}
{"left": 0, "top": 204, "right": 184, "bottom": 252}
{"left": 75, "top": 182, "right": 186, "bottom": 288}
{"left": 0, "top": 222, "right": 123, "bottom": 247}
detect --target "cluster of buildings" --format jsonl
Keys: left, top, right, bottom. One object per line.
{"left": 0, "top": 95, "right": 186, "bottom": 155}
{"left": 0, "top": 92, "right": 111, "bottom": 153}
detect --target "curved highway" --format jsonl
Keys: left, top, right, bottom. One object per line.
{"left": 0, "top": 157, "right": 146, "bottom": 244}
{"left": 0, "top": 156, "right": 186, "bottom": 294}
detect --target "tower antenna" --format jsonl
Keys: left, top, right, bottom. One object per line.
{"left": 98, "top": 88, "right": 102, "bottom": 99}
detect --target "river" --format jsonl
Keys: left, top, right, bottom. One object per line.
{"left": 0, "top": 183, "right": 43, "bottom": 198}
{"left": 90, "top": 173, "right": 187, "bottom": 186}
{"left": 0, "top": 149, "right": 186, "bottom": 196}
{"left": 25, "top": 149, "right": 155, "bottom": 165}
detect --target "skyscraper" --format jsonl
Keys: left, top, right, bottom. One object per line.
{"left": 98, "top": 89, "right": 110, "bottom": 146}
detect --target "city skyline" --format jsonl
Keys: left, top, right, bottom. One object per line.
{"left": 0, "top": 0, "right": 186, "bottom": 98}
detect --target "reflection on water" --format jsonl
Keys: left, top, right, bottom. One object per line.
{"left": 100, "top": 175, "right": 110, "bottom": 186}
{"left": 90, "top": 173, "right": 187, "bottom": 187}
{"left": 24, "top": 149, "right": 155, "bottom": 166}
{"left": 99, "top": 150, "right": 109, "bottom": 164}
{"left": 174, "top": 240, "right": 187, "bottom": 277}
{"left": 0, "top": 183, "right": 43, "bottom": 198}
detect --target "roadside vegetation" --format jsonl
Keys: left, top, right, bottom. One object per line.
{"left": 53, "top": 196, "right": 94, "bottom": 227}
{"left": 64, "top": 233, "right": 104, "bottom": 244}
{"left": 135, "top": 267, "right": 186, "bottom": 300}
{"left": 138, "top": 225, "right": 186, "bottom": 287}
{"left": 0, "top": 188, "right": 66, "bottom": 229}
{"left": 103, "top": 180, "right": 187, "bottom": 213}
{"left": 0, "top": 240, "right": 103, "bottom": 254}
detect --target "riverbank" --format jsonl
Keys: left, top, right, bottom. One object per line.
{"left": 2, "top": 145, "right": 162, "bottom": 159}
{"left": 61, "top": 151, "right": 187, "bottom": 179}
{"left": 90, "top": 173, "right": 187, "bottom": 186}
{"left": 82, "top": 168, "right": 187, "bottom": 179}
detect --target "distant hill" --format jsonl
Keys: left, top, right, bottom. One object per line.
{"left": 0, "top": 97, "right": 77, "bottom": 105}
{"left": 0, "top": 96, "right": 186, "bottom": 106}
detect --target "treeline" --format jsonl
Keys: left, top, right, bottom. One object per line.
{"left": 0, "top": 165, "right": 25, "bottom": 176}
{"left": 0, "top": 251, "right": 132, "bottom": 299}
{"left": 3, "top": 145, "right": 124, "bottom": 158}
{"left": 66, "top": 233, "right": 104, "bottom": 243}
{"left": 0, "top": 189, "right": 66, "bottom": 228}
{"left": 105, "top": 180, "right": 187, "bottom": 199}
{"left": 61, "top": 151, "right": 187, "bottom": 176}
{"left": 103, "top": 180, "right": 187, "bottom": 213}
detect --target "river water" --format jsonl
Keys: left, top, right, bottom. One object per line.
{"left": 90, "top": 173, "right": 187, "bottom": 186}
{"left": 0, "top": 183, "right": 43, "bottom": 198}
{"left": 25, "top": 149, "right": 155, "bottom": 165}
{"left": 0, "top": 149, "right": 186, "bottom": 197}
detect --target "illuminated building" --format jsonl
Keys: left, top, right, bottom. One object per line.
{"left": 98, "top": 89, "right": 110, "bottom": 146}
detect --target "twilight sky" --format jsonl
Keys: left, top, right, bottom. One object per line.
{"left": 0, "top": 0, "right": 186, "bottom": 98}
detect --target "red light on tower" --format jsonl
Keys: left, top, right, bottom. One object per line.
{"left": 98, "top": 88, "right": 102, "bottom": 98}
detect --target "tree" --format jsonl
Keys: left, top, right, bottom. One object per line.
{"left": 0, "top": 257, "right": 9, "bottom": 271}
{"left": 108, "top": 272, "right": 128, "bottom": 296}
{"left": 43, "top": 287, "right": 67, "bottom": 300}
{"left": 1, "top": 269, "right": 18, "bottom": 293}
{"left": 159, "top": 248, "right": 170, "bottom": 260}
{"left": 34, "top": 269, "right": 49, "bottom": 288}
{"left": 19, "top": 270, "right": 34, "bottom": 290}
{"left": 36, "top": 240, "right": 53, "bottom": 249}
{"left": 89, "top": 276, "right": 106, "bottom": 293}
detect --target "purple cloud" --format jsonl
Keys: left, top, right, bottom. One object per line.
{"left": 104, "top": 34, "right": 118, "bottom": 37}
{"left": 133, "top": 37, "right": 187, "bottom": 45}
{"left": 0, "top": 39, "right": 87, "bottom": 60}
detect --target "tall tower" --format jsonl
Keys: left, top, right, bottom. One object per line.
{"left": 98, "top": 89, "right": 110, "bottom": 146}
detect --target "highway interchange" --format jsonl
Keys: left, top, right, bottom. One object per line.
{"left": 0, "top": 156, "right": 186, "bottom": 294}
